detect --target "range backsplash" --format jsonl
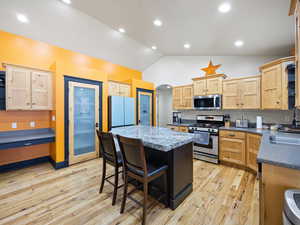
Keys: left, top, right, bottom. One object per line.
{"left": 178, "top": 109, "right": 300, "bottom": 125}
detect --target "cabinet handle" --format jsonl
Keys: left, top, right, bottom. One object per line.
{"left": 276, "top": 101, "right": 280, "bottom": 104}
{"left": 32, "top": 103, "right": 36, "bottom": 105}
{"left": 24, "top": 142, "right": 32, "bottom": 146}
{"left": 26, "top": 103, "right": 30, "bottom": 105}
{"left": 228, "top": 134, "right": 235, "bottom": 137}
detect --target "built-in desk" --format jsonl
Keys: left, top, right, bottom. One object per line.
{"left": 0, "top": 128, "right": 55, "bottom": 171}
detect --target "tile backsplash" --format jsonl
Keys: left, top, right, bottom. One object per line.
{"left": 179, "top": 109, "right": 300, "bottom": 125}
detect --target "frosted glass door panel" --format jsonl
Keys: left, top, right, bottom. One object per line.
{"left": 69, "top": 81, "right": 99, "bottom": 165}
{"left": 74, "top": 87, "right": 95, "bottom": 156}
{"left": 139, "top": 94, "right": 151, "bottom": 126}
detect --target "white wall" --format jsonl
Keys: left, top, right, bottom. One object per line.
{"left": 157, "top": 88, "right": 173, "bottom": 127}
{"left": 0, "top": 0, "right": 162, "bottom": 71}
{"left": 143, "top": 56, "right": 281, "bottom": 86}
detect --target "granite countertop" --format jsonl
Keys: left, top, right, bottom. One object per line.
{"left": 111, "top": 125, "right": 194, "bottom": 151}
{"left": 220, "top": 127, "right": 300, "bottom": 170}
{"left": 0, "top": 128, "right": 55, "bottom": 145}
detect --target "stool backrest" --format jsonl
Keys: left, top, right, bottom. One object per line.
{"left": 117, "top": 135, "right": 147, "bottom": 176}
{"left": 96, "top": 130, "right": 118, "bottom": 164}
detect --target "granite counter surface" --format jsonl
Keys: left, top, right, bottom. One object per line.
{"left": 220, "top": 127, "right": 300, "bottom": 170}
{"left": 111, "top": 125, "right": 194, "bottom": 151}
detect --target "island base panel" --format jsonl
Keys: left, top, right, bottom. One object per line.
{"left": 146, "top": 142, "right": 193, "bottom": 210}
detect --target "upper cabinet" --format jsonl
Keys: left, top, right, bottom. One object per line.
{"left": 172, "top": 85, "right": 193, "bottom": 110}
{"left": 108, "top": 81, "right": 131, "bottom": 97}
{"left": 260, "top": 57, "right": 295, "bottom": 110}
{"left": 290, "top": 0, "right": 300, "bottom": 108}
{"left": 5, "top": 64, "right": 53, "bottom": 110}
{"left": 193, "top": 75, "right": 225, "bottom": 96}
{"left": 223, "top": 76, "right": 261, "bottom": 110}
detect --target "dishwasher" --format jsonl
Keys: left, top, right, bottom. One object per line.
{"left": 284, "top": 190, "right": 300, "bottom": 225}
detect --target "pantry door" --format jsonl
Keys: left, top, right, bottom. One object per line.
{"left": 137, "top": 89, "right": 153, "bottom": 126}
{"left": 68, "top": 81, "right": 100, "bottom": 165}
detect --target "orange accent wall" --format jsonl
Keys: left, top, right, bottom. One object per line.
{"left": 0, "top": 30, "right": 154, "bottom": 164}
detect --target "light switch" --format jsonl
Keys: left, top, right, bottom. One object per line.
{"left": 52, "top": 116, "right": 56, "bottom": 121}
{"left": 30, "top": 121, "right": 35, "bottom": 128}
{"left": 12, "top": 122, "right": 17, "bottom": 129}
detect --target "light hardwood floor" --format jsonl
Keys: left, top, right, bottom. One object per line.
{"left": 0, "top": 159, "right": 259, "bottom": 225}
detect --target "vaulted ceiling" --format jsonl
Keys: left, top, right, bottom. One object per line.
{"left": 71, "top": 0, "right": 294, "bottom": 56}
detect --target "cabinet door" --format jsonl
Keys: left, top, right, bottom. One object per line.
{"left": 261, "top": 65, "right": 282, "bottom": 109}
{"left": 206, "top": 77, "right": 223, "bottom": 95}
{"left": 108, "top": 82, "right": 120, "bottom": 96}
{"left": 31, "top": 71, "right": 53, "bottom": 110}
{"left": 296, "top": 12, "right": 300, "bottom": 108}
{"left": 182, "top": 85, "right": 193, "bottom": 109}
{"left": 240, "top": 77, "right": 261, "bottom": 109}
{"left": 246, "top": 133, "right": 261, "bottom": 172}
{"left": 119, "top": 84, "right": 131, "bottom": 97}
{"left": 193, "top": 80, "right": 206, "bottom": 96}
{"left": 6, "top": 66, "right": 31, "bottom": 110}
{"left": 223, "top": 80, "right": 240, "bottom": 109}
{"left": 219, "top": 137, "right": 246, "bottom": 166}
{"left": 172, "top": 87, "right": 183, "bottom": 109}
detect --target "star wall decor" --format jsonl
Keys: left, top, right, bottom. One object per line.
{"left": 201, "top": 60, "right": 222, "bottom": 76}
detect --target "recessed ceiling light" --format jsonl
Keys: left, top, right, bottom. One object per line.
{"left": 61, "top": 0, "right": 72, "bottom": 4}
{"left": 118, "top": 28, "right": 126, "bottom": 33}
{"left": 16, "top": 13, "right": 29, "bottom": 23}
{"left": 235, "top": 40, "right": 244, "bottom": 47}
{"left": 151, "top": 46, "right": 157, "bottom": 50}
{"left": 184, "top": 43, "right": 191, "bottom": 49}
{"left": 218, "top": 2, "right": 231, "bottom": 13}
{"left": 153, "top": 19, "right": 162, "bottom": 27}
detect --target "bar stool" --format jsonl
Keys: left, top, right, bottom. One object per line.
{"left": 96, "top": 130, "right": 123, "bottom": 205}
{"left": 117, "top": 135, "right": 168, "bottom": 225}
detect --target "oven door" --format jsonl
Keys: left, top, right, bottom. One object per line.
{"left": 193, "top": 95, "right": 222, "bottom": 110}
{"left": 193, "top": 132, "right": 218, "bottom": 156}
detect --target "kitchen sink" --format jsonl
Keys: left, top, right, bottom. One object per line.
{"left": 270, "top": 135, "right": 300, "bottom": 146}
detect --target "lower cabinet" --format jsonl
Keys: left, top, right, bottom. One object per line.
{"left": 168, "top": 125, "right": 189, "bottom": 132}
{"left": 219, "top": 131, "right": 246, "bottom": 166}
{"left": 219, "top": 130, "right": 261, "bottom": 173}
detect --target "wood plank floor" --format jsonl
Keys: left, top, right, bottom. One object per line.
{"left": 0, "top": 159, "right": 259, "bottom": 225}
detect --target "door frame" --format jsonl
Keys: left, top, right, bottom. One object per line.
{"left": 136, "top": 88, "right": 154, "bottom": 126}
{"left": 64, "top": 76, "right": 103, "bottom": 166}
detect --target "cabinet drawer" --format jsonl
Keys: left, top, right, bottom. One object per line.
{"left": 219, "top": 130, "right": 245, "bottom": 139}
{"left": 179, "top": 127, "right": 189, "bottom": 133}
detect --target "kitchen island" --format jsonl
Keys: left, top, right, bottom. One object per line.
{"left": 111, "top": 125, "right": 194, "bottom": 210}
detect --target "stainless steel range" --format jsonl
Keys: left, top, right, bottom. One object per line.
{"left": 188, "top": 115, "right": 225, "bottom": 164}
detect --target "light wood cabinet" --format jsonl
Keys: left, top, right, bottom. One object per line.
{"left": 108, "top": 81, "right": 131, "bottom": 97}
{"left": 5, "top": 64, "right": 53, "bottom": 110}
{"left": 260, "top": 163, "right": 300, "bottom": 225}
{"left": 246, "top": 133, "right": 261, "bottom": 172}
{"left": 219, "top": 135, "right": 246, "bottom": 166}
{"left": 223, "top": 76, "right": 261, "bottom": 110}
{"left": 167, "top": 125, "right": 189, "bottom": 132}
{"left": 193, "top": 76, "right": 224, "bottom": 96}
{"left": 31, "top": 71, "right": 53, "bottom": 110}
{"left": 219, "top": 130, "right": 261, "bottom": 172}
{"left": 172, "top": 85, "right": 193, "bottom": 110}
{"left": 293, "top": 2, "right": 300, "bottom": 108}
{"left": 260, "top": 57, "right": 295, "bottom": 110}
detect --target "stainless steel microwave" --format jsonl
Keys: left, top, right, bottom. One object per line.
{"left": 193, "top": 95, "right": 222, "bottom": 110}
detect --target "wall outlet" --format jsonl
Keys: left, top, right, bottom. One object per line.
{"left": 30, "top": 121, "right": 35, "bottom": 128}
{"left": 11, "top": 122, "right": 17, "bottom": 129}
{"left": 52, "top": 116, "right": 56, "bottom": 121}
